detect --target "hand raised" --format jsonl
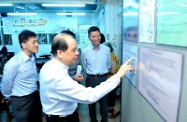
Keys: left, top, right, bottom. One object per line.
{"left": 116, "top": 57, "right": 134, "bottom": 78}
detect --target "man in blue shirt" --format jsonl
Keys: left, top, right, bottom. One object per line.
{"left": 1, "top": 30, "right": 42, "bottom": 122}
{"left": 82, "top": 26, "right": 112, "bottom": 122}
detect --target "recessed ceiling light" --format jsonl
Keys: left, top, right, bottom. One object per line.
{"left": 42, "top": 4, "right": 85, "bottom": 7}
{"left": 0, "top": 4, "right": 13, "bottom": 6}
{"left": 56, "top": 13, "right": 85, "bottom": 16}
{"left": 7, "top": 13, "right": 37, "bottom": 16}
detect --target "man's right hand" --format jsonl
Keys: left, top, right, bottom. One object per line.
{"left": 116, "top": 57, "right": 134, "bottom": 78}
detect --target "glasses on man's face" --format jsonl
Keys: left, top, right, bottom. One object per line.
{"left": 127, "top": 34, "right": 138, "bottom": 38}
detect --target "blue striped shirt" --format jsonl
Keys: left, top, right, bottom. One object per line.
{"left": 1, "top": 51, "right": 37, "bottom": 99}
{"left": 82, "top": 44, "right": 112, "bottom": 75}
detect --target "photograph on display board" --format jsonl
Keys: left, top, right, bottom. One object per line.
{"left": 49, "top": 33, "right": 57, "bottom": 44}
{"left": 123, "top": 0, "right": 139, "bottom": 42}
{"left": 37, "top": 34, "right": 47, "bottom": 44}
{"left": 156, "top": 0, "right": 187, "bottom": 47}
{"left": 124, "top": 26, "right": 138, "bottom": 42}
{"left": 3, "top": 34, "right": 12, "bottom": 45}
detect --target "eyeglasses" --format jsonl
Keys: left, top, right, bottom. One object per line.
{"left": 127, "top": 34, "right": 138, "bottom": 38}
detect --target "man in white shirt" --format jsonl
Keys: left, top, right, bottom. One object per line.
{"left": 39, "top": 33, "right": 134, "bottom": 122}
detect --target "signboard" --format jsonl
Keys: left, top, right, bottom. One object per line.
{"left": 123, "top": 43, "right": 137, "bottom": 87}
{"left": 2, "top": 14, "right": 78, "bottom": 34}
{"left": 138, "top": 47, "right": 183, "bottom": 122}
{"left": 156, "top": 0, "right": 187, "bottom": 47}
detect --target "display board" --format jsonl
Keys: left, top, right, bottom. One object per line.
{"left": 156, "top": 0, "right": 187, "bottom": 47}
{"left": 123, "top": 43, "right": 137, "bottom": 87}
{"left": 138, "top": 47, "right": 183, "bottom": 122}
{"left": 139, "top": 0, "right": 155, "bottom": 43}
{"left": 123, "top": 0, "right": 139, "bottom": 42}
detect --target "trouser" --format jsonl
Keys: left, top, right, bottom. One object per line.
{"left": 86, "top": 74, "right": 108, "bottom": 122}
{"left": 10, "top": 91, "right": 42, "bottom": 122}
{"left": 107, "top": 87, "right": 118, "bottom": 107}
{"left": 46, "top": 109, "right": 80, "bottom": 122}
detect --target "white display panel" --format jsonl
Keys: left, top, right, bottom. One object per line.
{"left": 138, "top": 47, "right": 183, "bottom": 122}
{"left": 123, "top": 43, "right": 137, "bottom": 87}
{"left": 156, "top": 0, "right": 187, "bottom": 47}
{"left": 139, "top": 0, "right": 155, "bottom": 43}
{"left": 123, "top": 0, "right": 139, "bottom": 42}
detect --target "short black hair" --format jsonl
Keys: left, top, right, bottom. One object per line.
{"left": 88, "top": 26, "right": 100, "bottom": 37}
{"left": 100, "top": 33, "right": 106, "bottom": 44}
{"left": 18, "top": 30, "right": 36, "bottom": 48}
{"left": 61, "top": 30, "right": 76, "bottom": 39}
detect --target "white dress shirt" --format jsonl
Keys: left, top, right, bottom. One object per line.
{"left": 39, "top": 58, "right": 120, "bottom": 117}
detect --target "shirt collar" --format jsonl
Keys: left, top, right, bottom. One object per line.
{"left": 91, "top": 44, "right": 101, "bottom": 50}
{"left": 52, "top": 58, "right": 69, "bottom": 70}
{"left": 20, "top": 51, "right": 35, "bottom": 62}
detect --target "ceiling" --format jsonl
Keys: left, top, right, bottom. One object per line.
{"left": 0, "top": 0, "right": 106, "bottom": 14}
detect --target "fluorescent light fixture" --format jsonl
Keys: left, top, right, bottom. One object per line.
{"left": 57, "top": 13, "right": 85, "bottom": 16}
{"left": 123, "top": 12, "right": 138, "bottom": 16}
{"left": 42, "top": 4, "right": 85, "bottom": 7}
{"left": 83, "top": 2, "right": 94, "bottom": 4}
{"left": 0, "top": 4, "right": 13, "bottom": 6}
{"left": 7, "top": 13, "right": 37, "bottom": 16}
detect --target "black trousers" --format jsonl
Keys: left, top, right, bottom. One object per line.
{"left": 86, "top": 75, "right": 108, "bottom": 122}
{"left": 46, "top": 109, "right": 80, "bottom": 122}
{"left": 10, "top": 91, "right": 42, "bottom": 122}
{"left": 107, "top": 87, "right": 118, "bottom": 107}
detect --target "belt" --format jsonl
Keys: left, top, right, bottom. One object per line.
{"left": 87, "top": 73, "right": 108, "bottom": 77}
{"left": 47, "top": 114, "right": 65, "bottom": 118}
{"left": 11, "top": 91, "right": 37, "bottom": 98}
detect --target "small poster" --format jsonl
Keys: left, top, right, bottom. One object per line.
{"left": 123, "top": 43, "right": 137, "bottom": 87}
{"left": 139, "top": 0, "right": 155, "bottom": 43}
{"left": 78, "top": 25, "right": 93, "bottom": 49}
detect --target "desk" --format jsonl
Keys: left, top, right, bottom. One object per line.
{"left": 39, "top": 53, "right": 51, "bottom": 59}
{"left": 35, "top": 58, "right": 49, "bottom": 64}
{"left": 35, "top": 58, "right": 49, "bottom": 71}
